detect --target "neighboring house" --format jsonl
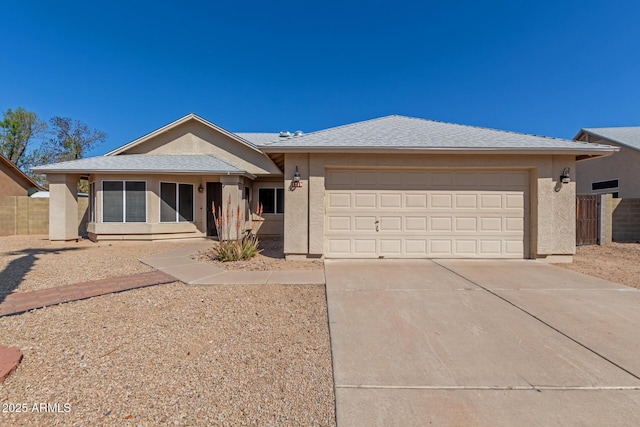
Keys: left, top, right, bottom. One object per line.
{"left": 0, "top": 153, "right": 44, "bottom": 196}
{"left": 33, "top": 114, "right": 616, "bottom": 261}
{"left": 574, "top": 127, "right": 640, "bottom": 198}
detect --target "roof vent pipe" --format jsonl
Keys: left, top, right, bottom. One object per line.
{"left": 279, "top": 131, "right": 291, "bottom": 137}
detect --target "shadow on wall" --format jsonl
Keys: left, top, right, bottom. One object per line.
{"left": 612, "top": 198, "right": 640, "bottom": 242}
{"left": 0, "top": 247, "right": 84, "bottom": 304}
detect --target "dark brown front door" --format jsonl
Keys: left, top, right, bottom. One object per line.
{"left": 206, "top": 182, "right": 222, "bottom": 237}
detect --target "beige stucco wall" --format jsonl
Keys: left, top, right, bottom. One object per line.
{"left": 283, "top": 153, "right": 576, "bottom": 259}
{"left": 48, "top": 174, "right": 81, "bottom": 241}
{"left": 120, "top": 120, "right": 282, "bottom": 176}
{"left": 0, "top": 162, "right": 31, "bottom": 196}
{"left": 576, "top": 145, "right": 640, "bottom": 197}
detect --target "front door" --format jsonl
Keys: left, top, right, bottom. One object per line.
{"left": 206, "top": 182, "right": 222, "bottom": 237}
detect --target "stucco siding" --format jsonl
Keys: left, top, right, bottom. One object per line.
{"left": 120, "top": 121, "right": 282, "bottom": 176}
{"left": 0, "top": 163, "right": 31, "bottom": 196}
{"left": 576, "top": 145, "right": 640, "bottom": 198}
{"left": 285, "top": 153, "right": 576, "bottom": 259}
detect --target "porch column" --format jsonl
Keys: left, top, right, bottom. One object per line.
{"left": 48, "top": 173, "right": 80, "bottom": 241}
{"left": 220, "top": 175, "right": 243, "bottom": 240}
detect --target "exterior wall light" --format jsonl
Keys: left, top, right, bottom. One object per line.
{"left": 198, "top": 184, "right": 204, "bottom": 193}
{"left": 560, "top": 168, "right": 571, "bottom": 184}
{"left": 291, "top": 166, "right": 303, "bottom": 189}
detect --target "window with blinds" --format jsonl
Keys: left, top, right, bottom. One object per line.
{"left": 103, "top": 181, "right": 146, "bottom": 223}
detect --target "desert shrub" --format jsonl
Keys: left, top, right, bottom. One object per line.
{"left": 212, "top": 234, "right": 262, "bottom": 262}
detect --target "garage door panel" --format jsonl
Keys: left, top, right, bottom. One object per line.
{"left": 353, "top": 239, "right": 376, "bottom": 255}
{"left": 455, "top": 217, "right": 478, "bottom": 232}
{"left": 354, "top": 193, "right": 377, "bottom": 208}
{"left": 406, "top": 217, "right": 428, "bottom": 231}
{"left": 328, "top": 193, "right": 351, "bottom": 208}
{"left": 328, "top": 216, "right": 351, "bottom": 232}
{"left": 480, "top": 194, "right": 503, "bottom": 209}
{"left": 455, "top": 194, "right": 478, "bottom": 209}
{"left": 325, "top": 170, "right": 528, "bottom": 258}
{"left": 380, "top": 239, "right": 402, "bottom": 255}
{"left": 405, "top": 194, "right": 427, "bottom": 208}
{"left": 380, "top": 193, "right": 402, "bottom": 208}
{"left": 354, "top": 216, "right": 376, "bottom": 231}
{"left": 379, "top": 216, "right": 402, "bottom": 231}
{"left": 430, "top": 194, "right": 453, "bottom": 208}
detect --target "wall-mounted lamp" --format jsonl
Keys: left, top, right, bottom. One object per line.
{"left": 198, "top": 184, "right": 204, "bottom": 193}
{"left": 560, "top": 168, "right": 571, "bottom": 184}
{"left": 291, "top": 166, "right": 303, "bottom": 189}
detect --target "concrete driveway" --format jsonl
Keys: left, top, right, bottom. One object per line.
{"left": 325, "top": 260, "right": 640, "bottom": 426}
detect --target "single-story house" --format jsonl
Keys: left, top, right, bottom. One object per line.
{"left": 33, "top": 114, "right": 617, "bottom": 261}
{"left": 0, "top": 153, "right": 45, "bottom": 196}
{"left": 574, "top": 127, "right": 640, "bottom": 198}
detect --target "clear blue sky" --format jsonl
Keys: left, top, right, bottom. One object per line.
{"left": 2, "top": 0, "right": 639, "bottom": 157}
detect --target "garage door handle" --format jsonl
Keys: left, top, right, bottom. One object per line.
{"left": 375, "top": 219, "right": 379, "bottom": 232}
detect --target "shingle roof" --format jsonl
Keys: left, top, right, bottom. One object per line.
{"left": 234, "top": 133, "right": 281, "bottom": 146}
{"left": 580, "top": 127, "right": 640, "bottom": 152}
{"left": 32, "top": 155, "right": 246, "bottom": 174}
{"left": 261, "top": 115, "right": 615, "bottom": 153}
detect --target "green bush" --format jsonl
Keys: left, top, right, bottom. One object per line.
{"left": 212, "top": 235, "right": 262, "bottom": 262}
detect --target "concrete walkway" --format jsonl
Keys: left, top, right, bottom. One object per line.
{"left": 140, "top": 241, "right": 326, "bottom": 286}
{"left": 326, "top": 259, "right": 640, "bottom": 426}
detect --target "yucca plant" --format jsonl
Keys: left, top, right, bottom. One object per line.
{"left": 210, "top": 193, "right": 264, "bottom": 262}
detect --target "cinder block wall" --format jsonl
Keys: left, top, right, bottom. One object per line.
{"left": 0, "top": 196, "right": 88, "bottom": 236}
{"left": 610, "top": 198, "right": 640, "bottom": 242}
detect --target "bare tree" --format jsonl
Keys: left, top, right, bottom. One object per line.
{"left": 47, "top": 116, "right": 107, "bottom": 162}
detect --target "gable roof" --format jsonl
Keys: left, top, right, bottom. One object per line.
{"left": 106, "top": 113, "right": 265, "bottom": 156}
{"left": 32, "top": 154, "right": 252, "bottom": 177}
{"left": 1, "top": 154, "right": 45, "bottom": 191}
{"left": 577, "top": 127, "right": 640, "bottom": 152}
{"left": 261, "top": 115, "right": 616, "bottom": 157}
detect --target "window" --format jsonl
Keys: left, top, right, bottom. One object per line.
{"left": 160, "top": 182, "right": 194, "bottom": 222}
{"left": 592, "top": 179, "right": 619, "bottom": 191}
{"left": 89, "top": 182, "right": 96, "bottom": 222}
{"left": 102, "top": 181, "right": 146, "bottom": 223}
{"left": 258, "top": 188, "right": 284, "bottom": 214}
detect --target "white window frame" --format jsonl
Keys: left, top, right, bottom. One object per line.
{"left": 100, "top": 180, "right": 147, "bottom": 223}
{"left": 89, "top": 181, "right": 96, "bottom": 223}
{"left": 159, "top": 181, "right": 195, "bottom": 223}
{"left": 258, "top": 187, "right": 284, "bottom": 215}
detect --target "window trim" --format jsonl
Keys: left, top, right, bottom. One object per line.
{"left": 159, "top": 181, "right": 195, "bottom": 223}
{"left": 89, "top": 181, "right": 96, "bottom": 223}
{"left": 100, "top": 180, "right": 147, "bottom": 223}
{"left": 258, "top": 187, "right": 284, "bottom": 215}
{"left": 591, "top": 179, "right": 619, "bottom": 192}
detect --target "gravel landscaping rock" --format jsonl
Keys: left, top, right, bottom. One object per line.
{"left": 0, "top": 236, "right": 192, "bottom": 296}
{"left": 0, "top": 236, "right": 336, "bottom": 425}
{"left": 555, "top": 242, "right": 640, "bottom": 289}
{"left": 194, "top": 238, "right": 324, "bottom": 271}
{"left": 0, "top": 283, "right": 335, "bottom": 426}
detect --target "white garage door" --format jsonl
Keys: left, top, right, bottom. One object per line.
{"left": 325, "top": 169, "right": 528, "bottom": 258}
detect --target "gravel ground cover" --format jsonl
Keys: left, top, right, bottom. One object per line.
{"left": 194, "top": 238, "right": 324, "bottom": 271}
{"left": 0, "top": 283, "right": 335, "bottom": 426}
{"left": 0, "top": 236, "right": 336, "bottom": 425}
{"left": 555, "top": 242, "right": 640, "bottom": 289}
{"left": 0, "top": 236, "right": 192, "bottom": 296}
